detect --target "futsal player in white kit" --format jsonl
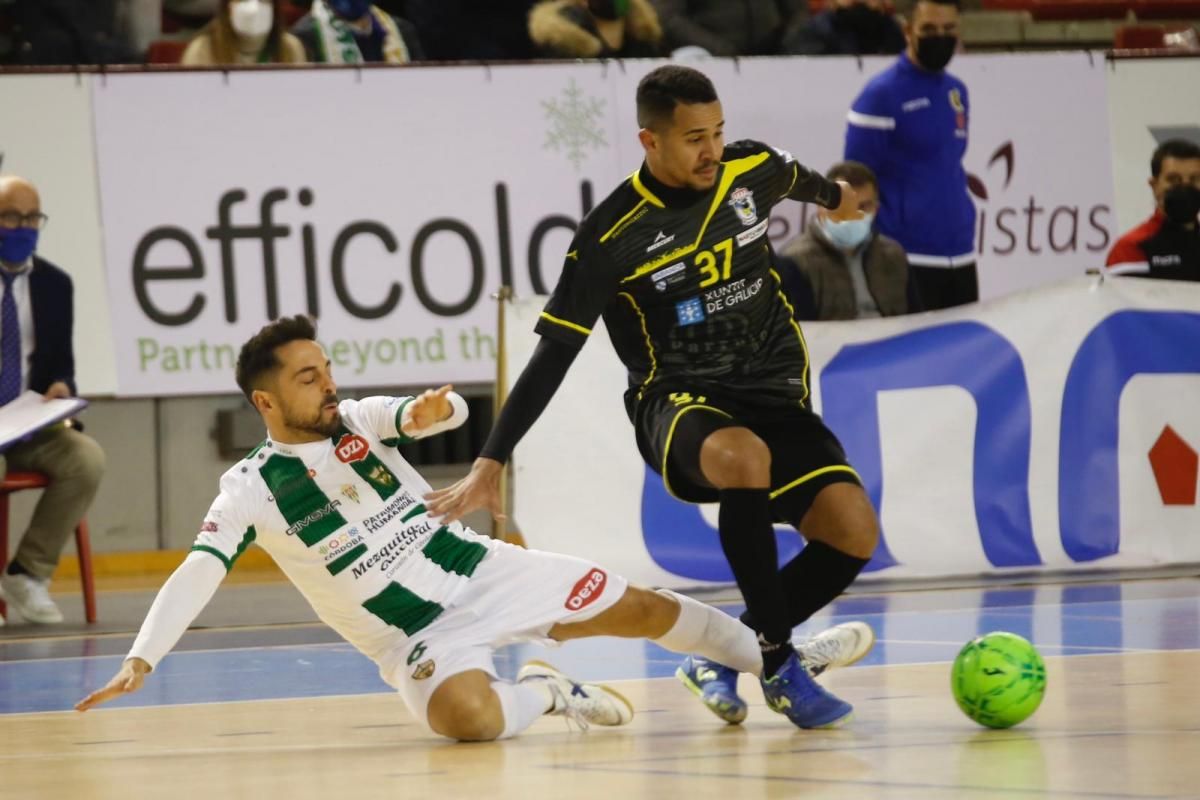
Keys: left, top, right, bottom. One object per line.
{"left": 77, "top": 316, "right": 863, "bottom": 740}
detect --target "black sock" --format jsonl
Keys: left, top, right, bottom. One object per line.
{"left": 718, "top": 489, "right": 792, "bottom": 676}
{"left": 6, "top": 559, "right": 28, "bottom": 576}
{"left": 742, "top": 540, "right": 870, "bottom": 633}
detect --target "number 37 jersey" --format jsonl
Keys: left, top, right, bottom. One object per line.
{"left": 536, "top": 140, "right": 814, "bottom": 409}
{"left": 191, "top": 396, "right": 498, "bottom": 667}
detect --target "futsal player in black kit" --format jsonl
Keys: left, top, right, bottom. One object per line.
{"left": 428, "top": 65, "right": 880, "bottom": 729}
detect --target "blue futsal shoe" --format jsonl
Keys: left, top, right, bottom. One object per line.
{"left": 760, "top": 650, "right": 854, "bottom": 729}
{"left": 676, "top": 654, "right": 748, "bottom": 724}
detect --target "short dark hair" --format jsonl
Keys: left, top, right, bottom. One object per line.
{"left": 636, "top": 65, "right": 719, "bottom": 130}
{"left": 235, "top": 314, "right": 317, "bottom": 402}
{"left": 1151, "top": 138, "right": 1200, "bottom": 178}
{"left": 826, "top": 161, "right": 879, "bottom": 194}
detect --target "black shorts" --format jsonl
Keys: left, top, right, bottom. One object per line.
{"left": 632, "top": 387, "right": 862, "bottom": 525}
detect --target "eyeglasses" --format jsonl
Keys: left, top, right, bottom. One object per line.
{"left": 0, "top": 212, "right": 49, "bottom": 230}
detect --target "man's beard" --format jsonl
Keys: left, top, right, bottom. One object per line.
{"left": 283, "top": 395, "right": 341, "bottom": 438}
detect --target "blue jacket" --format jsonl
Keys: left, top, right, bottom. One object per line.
{"left": 844, "top": 54, "right": 976, "bottom": 266}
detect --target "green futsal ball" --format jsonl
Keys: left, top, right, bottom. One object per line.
{"left": 951, "top": 631, "right": 1046, "bottom": 729}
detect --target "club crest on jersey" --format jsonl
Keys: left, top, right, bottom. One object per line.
{"left": 728, "top": 187, "right": 758, "bottom": 226}
{"left": 335, "top": 433, "right": 369, "bottom": 463}
{"left": 411, "top": 659, "right": 436, "bottom": 680}
{"left": 341, "top": 484, "right": 361, "bottom": 503}
{"left": 368, "top": 465, "right": 396, "bottom": 488}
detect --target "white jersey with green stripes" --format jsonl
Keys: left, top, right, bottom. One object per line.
{"left": 192, "top": 396, "right": 498, "bottom": 667}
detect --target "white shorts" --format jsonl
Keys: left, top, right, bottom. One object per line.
{"left": 380, "top": 540, "right": 628, "bottom": 727}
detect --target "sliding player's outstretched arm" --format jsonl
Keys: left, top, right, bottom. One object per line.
{"left": 75, "top": 550, "right": 226, "bottom": 710}
{"left": 77, "top": 475, "right": 258, "bottom": 711}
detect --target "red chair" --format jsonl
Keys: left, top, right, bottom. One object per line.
{"left": 1114, "top": 22, "right": 1167, "bottom": 46}
{"left": 146, "top": 39, "right": 190, "bottom": 64}
{"left": 0, "top": 472, "right": 96, "bottom": 624}
{"left": 282, "top": 1, "right": 308, "bottom": 27}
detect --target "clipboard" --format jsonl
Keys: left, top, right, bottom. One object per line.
{"left": 0, "top": 391, "right": 89, "bottom": 452}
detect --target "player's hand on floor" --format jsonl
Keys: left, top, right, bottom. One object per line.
{"left": 425, "top": 457, "right": 505, "bottom": 524}
{"left": 75, "top": 657, "right": 151, "bottom": 711}
{"left": 402, "top": 384, "right": 454, "bottom": 436}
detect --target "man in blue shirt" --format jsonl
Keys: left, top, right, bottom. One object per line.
{"left": 844, "top": 0, "right": 976, "bottom": 309}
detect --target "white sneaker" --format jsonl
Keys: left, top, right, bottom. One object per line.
{"left": 0, "top": 573, "right": 64, "bottom": 624}
{"left": 517, "top": 660, "right": 634, "bottom": 730}
{"left": 796, "top": 621, "right": 875, "bottom": 677}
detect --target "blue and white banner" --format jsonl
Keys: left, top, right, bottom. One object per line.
{"left": 507, "top": 277, "right": 1200, "bottom": 588}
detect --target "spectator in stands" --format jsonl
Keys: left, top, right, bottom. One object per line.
{"left": 116, "top": 0, "right": 162, "bottom": 59}
{"left": 650, "top": 0, "right": 809, "bottom": 57}
{"left": 182, "top": 0, "right": 307, "bottom": 65}
{"left": 530, "top": 0, "right": 664, "bottom": 59}
{"left": 11, "top": 0, "right": 139, "bottom": 65}
{"left": 1106, "top": 139, "right": 1200, "bottom": 281}
{"left": 168, "top": 0, "right": 220, "bottom": 15}
{"left": 778, "top": 161, "right": 918, "bottom": 320}
{"left": 0, "top": 176, "right": 105, "bottom": 625}
{"left": 789, "top": 0, "right": 905, "bottom": 56}
{"left": 292, "top": 0, "right": 424, "bottom": 63}
{"left": 844, "top": 0, "right": 976, "bottom": 310}
{"left": 399, "top": 0, "right": 537, "bottom": 61}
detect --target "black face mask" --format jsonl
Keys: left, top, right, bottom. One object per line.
{"left": 834, "top": 3, "right": 888, "bottom": 50}
{"left": 915, "top": 35, "right": 956, "bottom": 72}
{"left": 1163, "top": 185, "right": 1200, "bottom": 226}
{"left": 587, "top": 0, "right": 629, "bottom": 20}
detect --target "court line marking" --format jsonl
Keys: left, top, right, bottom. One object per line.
{"left": 5, "top": 649, "right": 1198, "bottom": 718}
{"left": 546, "top": 763, "right": 1174, "bottom": 799}
{"left": 0, "top": 632, "right": 1179, "bottom": 668}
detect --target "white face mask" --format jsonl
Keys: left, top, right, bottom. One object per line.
{"left": 230, "top": 0, "right": 274, "bottom": 38}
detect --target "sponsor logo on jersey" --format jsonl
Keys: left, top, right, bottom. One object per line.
{"left": 341, "top": 484, "right": 361, "bottom": 503}
{"left": 352, "top": 520, "right": 435, "bottom": 579}
{"left": 335, "top": 433, "right": 369, "bottom": 464}
{"left": 902, "top": 97, "right": 931, "bottom": 113}
{"left": 735, "top": 219, "right": 768, "bottom": 248}
{"left": 200, "top": 520, "right": 218, "bottom": 534}
{"left": 675, "top": 297, "right": 705, "bottom": 326}
{"left": 363, "top": 493, "right": 417, "bottom": 533}
{"left": 703, "top": 277, "right": 764, "bottom": 314}
{"left": 646, "top": 231, "right": 676, "bottom": 252}
{"left": 565, "top": 568, "right": 607, "bottom": 611}
{"left": 407, "top": 641, "right": 427, "bottom": 665}
{"left": 1151, "top": 254, "right": 1183, "bottom": 267}
{"left": 650, "top": 262, "right": 687, "bottom": 292}
{"left": 411, "top": 660, "right": 436, "bottom": 681}
{"left": 285, "top": 499, "right": 342, "bottom": 537}
{"left": 318, "top": 529, "right": 364, "bottom": 561}
{"left": 728, "top": 187, "right": 758, "bottom": 226}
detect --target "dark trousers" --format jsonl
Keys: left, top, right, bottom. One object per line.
{"left": 910, "top": 262, "right": 979, "bottom": 310}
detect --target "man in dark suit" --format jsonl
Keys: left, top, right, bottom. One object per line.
{"left": 0, "top": 175, "right": 105, "bottom": 625}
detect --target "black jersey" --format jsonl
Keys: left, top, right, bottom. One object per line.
{"left": 536, "top": 140, "right": 830, "bottom": 410}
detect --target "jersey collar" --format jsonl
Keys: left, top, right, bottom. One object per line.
{"left": 637, "top": 163, "right": 712, "bottom": 209}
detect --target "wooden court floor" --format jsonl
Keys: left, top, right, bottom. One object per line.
{"left": 4, "top": 649, "right": 1197, "bottom": 800}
